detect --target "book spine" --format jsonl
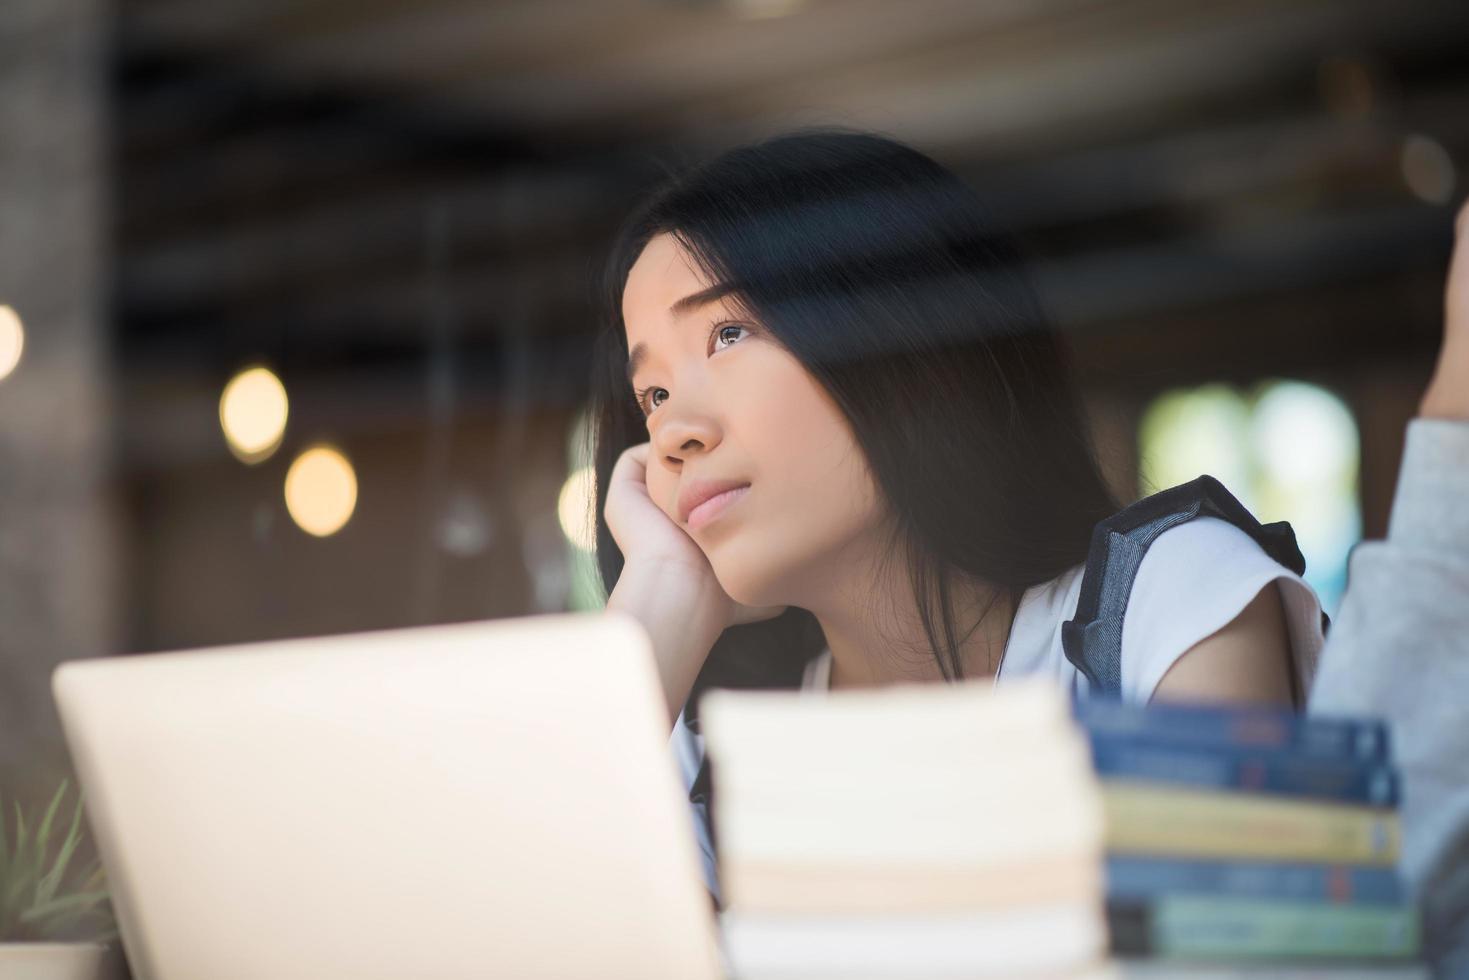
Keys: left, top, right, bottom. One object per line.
{"left": 1105, "top": 855, "right": 1404, "bottom": 905}
{"left": 1073, "top": 700, "right": 1391, "bottom": 763}
{"left": 1102, "top": 783, "right": 1400, "bottom": 865}
{"left": 1118, "top": 964, "right": 1429, "bottom": 979}
{"left": 1109, "top": 895, "right": 1420, "bottom": 960}
{"left": 1089, "top": 736, "right": 1400, "bottom": 806}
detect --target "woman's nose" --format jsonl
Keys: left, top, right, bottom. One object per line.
{"left": 652, "top": 407, "right": 721, "bottom": 466}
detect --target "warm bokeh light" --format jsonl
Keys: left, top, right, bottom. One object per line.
{"left": 284, "top": 445, "right": 358, "bottom": 537}
{"left": 219, "top": 366, "right": 289, "bottom": 463}
{"left": 0, "top": 305, "right": 24, "bottom": 383}
{"left": 1401, "top": 134, "right": 1457, "bottom": 206}
{"left": 557, "top": 465, "right": 597, "bottom": 552}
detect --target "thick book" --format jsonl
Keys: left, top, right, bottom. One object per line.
{"left": 1108, "top": 895, "right": 1420, "bottom": 960}
{"left": 715, "top": 771, "right": 1102, "bottom": 867}
{"left": 1089, "top": 735, "right": 1400, "bottom": 806}
{"left": 724, "top": 854, "right": 1102, "bottom": 913}
{"left": 702, "top": 679, "right": 1106, "bottom": 868}
{"left": 703, "top": 678, "right": 1110, "bottom": 979}
{"left": 721, "top": 902, "right": 1106, "bottom": 979}
{"left": 1105, "top": 855, "right": 1404, "bottom": 906}
{"left": 1103, "top": 782, "right": 1400, "bottom": 865}
{"left": 1073, "top": 699, "right": 1391, "bottom": 763}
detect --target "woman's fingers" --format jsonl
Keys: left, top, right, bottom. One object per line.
{"left": 1446, "top": 199, "right": 1469, "bottom": 328}
{"left": 612, "top": 441, "right": 649, "bottom": 476}
{"left": 609, "top": 442, "right": 652, "bottom": 496}
{"left": 1421, "top": 200, "right": 1469, "bottom": 420}
{"left": 605, "top": 441, "right": 711, "bottom": 573}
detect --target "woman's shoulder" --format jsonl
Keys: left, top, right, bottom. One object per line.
{"left": 1119, "top": 515, "right": 1325, "bottom": 701}
{"left": 993, "top": 512, "right": 1325, "bottom": 702}
{"left": 1128, "top": 514, "right": 1314, "bottom": 612}
{"left": 1140, "top": 512, "right": 1283, "bottom": 564}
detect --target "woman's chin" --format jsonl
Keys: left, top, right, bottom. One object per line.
{"left": 710, "top": 564, "right": 790, "bottom": 612}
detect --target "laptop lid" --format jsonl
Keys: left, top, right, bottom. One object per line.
{"left": 52, "top": 612, "right": 721, "bottom": 980}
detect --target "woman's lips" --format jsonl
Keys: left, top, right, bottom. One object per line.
{"left": 686, "top": 485, "right": 751, "bottom": 531}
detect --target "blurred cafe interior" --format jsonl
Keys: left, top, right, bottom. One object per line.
{"left": 2, "top": 0, "right": 1468, "bottom": 826}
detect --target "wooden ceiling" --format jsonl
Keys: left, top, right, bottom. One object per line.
{"left": 112, "top": 0, "right": 1469, "bottom": 463}
{"left": 119, "top": 0, "right": 1467, "bottom": 152}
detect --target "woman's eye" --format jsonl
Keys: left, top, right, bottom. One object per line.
{"left": 713, "top": 323, "right": 748, "bottom": 350}
{"left": 635, "top": 386, "right": 667, "bottom": 415}
{"left": 634, "top": 324, "right": 748, "bottom": 416}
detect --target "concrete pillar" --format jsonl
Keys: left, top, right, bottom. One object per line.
{"left": 0, "top": 0, "right": 117, "bottom": 783}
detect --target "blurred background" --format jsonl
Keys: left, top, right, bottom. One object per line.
{"left": 2, "top": 0, "right": 1466, "bottom": 781}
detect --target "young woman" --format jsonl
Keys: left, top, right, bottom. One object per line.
{"left": 586, "top": 129, "right": 1325, "bottom": 901}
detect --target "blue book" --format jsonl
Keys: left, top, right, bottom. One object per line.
{"left": 1073, "top": 698, "right": 1391, "bottom": 763}
{"left": 1108, "top": 895, "right": 1419, "bottom": 960}
{"left": 1088, "top": 734, "right": 1400, "bottom": 806}
{"left": 1106, "top": 855, "right": 1404, "bottom": 906}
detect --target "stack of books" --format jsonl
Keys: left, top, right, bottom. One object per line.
{"left": 700, "top": 678, "right": 1113, "bottom": 980}
{"left": 1075, "top": 698, "right": 1424, "bottom": 978}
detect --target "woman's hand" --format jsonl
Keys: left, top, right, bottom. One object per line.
{"left": 603, "top": 442, "right": 787, "bottom": 727}
{"left": 604, "top": 442, "right": 716, "bottom": 579}
{"left": 1421, "top": 199, "right": 1469, "bottom": 421}
{"left": 604, "top": 442, "right": 787, "bottom": 629}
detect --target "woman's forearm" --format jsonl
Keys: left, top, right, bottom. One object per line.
{"left": 607, "top": 560, "right": 727, "bottom": 733}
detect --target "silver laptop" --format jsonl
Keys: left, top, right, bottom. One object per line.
{"left": 52, "top": 612, "right": 722, "bottom": 980}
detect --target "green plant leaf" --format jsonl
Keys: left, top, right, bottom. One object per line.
{"left": 78, "top": 862, "right": 106, "bottom": 893}
{"left": 33, "top": 863, "right": 111, "bottom": 940}
{"left": 18, "top": 889, "right": 110, "bottom": 924}
{"left": 0, "top": 780, "right": 115, "bottom": 943}
{"left": 3, "top": 801, "right": 38, "bottom": 928}
{"left": 36, "top": 791, "right": 86, "bottom": 907}
{"left": 33, "top": 780, "right": 68, "bottom": 880}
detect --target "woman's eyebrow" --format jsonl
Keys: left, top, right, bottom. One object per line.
{"left": 626, "top": 282, "right": 738, "bottom": 383}
{"left": 669, "top": 282, "right": 737, "bottom": 316}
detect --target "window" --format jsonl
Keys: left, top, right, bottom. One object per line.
{"left": 1139, "top": 381, "right": 1361, "bottom": 614}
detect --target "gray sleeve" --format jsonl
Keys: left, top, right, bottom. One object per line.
{"left": 1308, "top": 418, "right": 1469, "bottom": 973}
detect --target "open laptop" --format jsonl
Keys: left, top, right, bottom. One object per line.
{"left": 52, "top": 612, "right": 723, "bottom": 980}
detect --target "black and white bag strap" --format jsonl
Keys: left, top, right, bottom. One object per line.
{"left": 1060, "top": 474, "right": 1323, "bottom": 701}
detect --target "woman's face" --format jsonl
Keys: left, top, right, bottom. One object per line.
{"left": 621, "top": 232, "right": 885, "bottom": 607}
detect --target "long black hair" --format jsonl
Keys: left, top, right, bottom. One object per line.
{"left": 586, "top": 128, "right": 1118, "bottom": 714}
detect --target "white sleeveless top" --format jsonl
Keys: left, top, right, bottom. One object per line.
{"left": 669, "top": 516, "right": 1328, "bottom": 904}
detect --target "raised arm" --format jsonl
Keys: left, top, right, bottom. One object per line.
{"left": 1309, "top": 200, "right": 1469, "bottom": 976}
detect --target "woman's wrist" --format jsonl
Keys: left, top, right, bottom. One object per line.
{"left": 1420, "top": 370, "right": 1469, "bottom": 421}
{"left": 609, "top": 556, "right": 728, "bottom": 624}
{"left": 607, "top": 558, "right": 728, "bottom": 726}
{"left": 1422, "top": 201, "right": 1469, "bottom": 420}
